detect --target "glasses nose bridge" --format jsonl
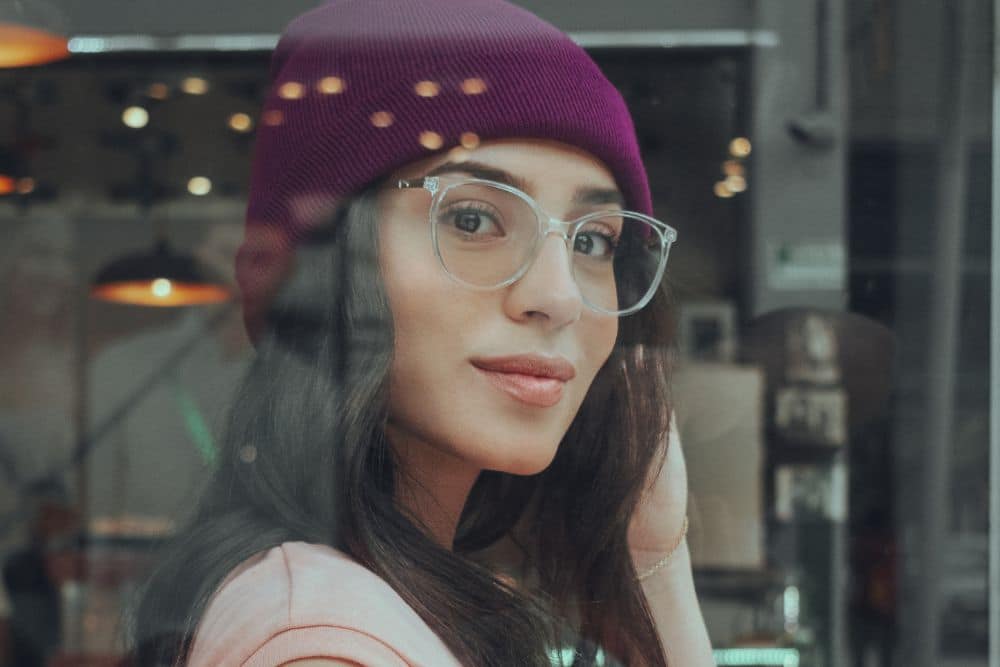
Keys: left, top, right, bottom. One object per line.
{"left": 540, "top": 215, "right": 576, "bottom": 246}
{"left": 523, "top": 215, "right": 583, "bottom": 310}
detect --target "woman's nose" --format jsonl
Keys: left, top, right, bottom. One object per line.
{"left": 502, "top": 232, "right": 584, "bottom": 328}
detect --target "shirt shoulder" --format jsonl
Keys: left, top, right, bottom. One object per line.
{"left": 187, "top": 541, "right": 462, "bottom": 667}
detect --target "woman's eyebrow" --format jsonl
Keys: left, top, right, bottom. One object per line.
{"left": 424, "top": 161, "right": 624, "bottom": 207}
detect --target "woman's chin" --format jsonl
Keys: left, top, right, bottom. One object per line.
{"left": 480, "top": 442, "right": 559, "bottom": 477}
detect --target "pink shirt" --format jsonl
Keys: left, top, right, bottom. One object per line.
{"left": 187, "top": 541, "right": 463, "bottom": 667}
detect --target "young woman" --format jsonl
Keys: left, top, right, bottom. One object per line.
{"left": 126, "top": 1, "right": 714, "bottom": 665}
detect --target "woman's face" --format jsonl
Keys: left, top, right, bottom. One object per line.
{"left": 377, "top": 138, "right": 620, "bottom": 475}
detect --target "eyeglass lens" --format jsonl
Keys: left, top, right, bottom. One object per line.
{"left": 432, "top": 182, "right": 667, "bottom": 314}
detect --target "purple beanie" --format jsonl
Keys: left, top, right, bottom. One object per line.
{"left": 237, "top": 0, "right": 652, "bottom": 342}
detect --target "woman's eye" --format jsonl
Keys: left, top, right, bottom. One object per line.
{"left": 574, "top": 230, "right": 618, "bottom": 258}
{"left": 441, "top": 204, "right": 504, "bottom": 237}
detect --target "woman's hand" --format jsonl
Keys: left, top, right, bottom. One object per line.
{"left": 628, "top": 416, "right": 715, "bottom": 667}
{"left": 628, "top": 414, "right": 689, "bottom": 572}
{"left": 628, "top": 414, "right": 716, "bottom": 666}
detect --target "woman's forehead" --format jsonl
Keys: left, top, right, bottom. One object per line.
{"left": 390, "top": 138, "right": 620, "bottom": 192}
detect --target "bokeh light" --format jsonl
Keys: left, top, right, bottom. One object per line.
{"left": 187, "top": 177, "right": 212, "bottom": 196}
{"left": 317, "top": 76, "right": 345, "bottom": 95}
{"left": 414, "top": 80, "right": 441, "bottom": 97}
{"left": 146, "top": 82, "right": 170, "bottom": 100}
{"left": 151, "top": 278, "right": 173, "bottom": 298}
{"left": 448, "top": 146, "right": 470, "bottom": 162}
{"left": 714, "top": 181, "right": 734, "bottom": 198}
{"left": 262, "top": 110, "right": 284, "bottom": 127}
{"left": 722, "top": 160, "right": 744, "bottom": 177}
{"left": 122, "top": 106, "right": 149, "bottom": 128}
{"left": 370, "top": 111, "right": 394, "bottom": 128}
{"left": 725, "top": 174, "right": 747, "bottom": 193}
{"left": 419, "top": 131, "right": 444, "bottom": 150}
{"left": 181, "top": 77, "right": 209, "bottom": 95}
{"left": 461, "top": 78, "right": 488, "bottom": 95}
{"left": 228, "top": 112, "right": 254, "bottom": 133}
{"left": 16, "top": 177, "right": 36, "bottom": 195}
{"left": 279, "top": 81, "right": 305, "bottom": 100}
{"left": 729, "top": 137, "right": 752, "bottom": 158}
{"left": 460, "top": 132, "right": 480, "bottom": 150}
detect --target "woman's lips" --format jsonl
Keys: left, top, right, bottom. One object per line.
{"left": 474, "top": 368, "right": 566, "bottom": 407}
{"left": 470, "top": 355, "right": 575, "bottom": 408}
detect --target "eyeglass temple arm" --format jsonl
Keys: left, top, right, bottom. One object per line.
{"left": 396, "top": 177, "right": 440, "bottom": 194}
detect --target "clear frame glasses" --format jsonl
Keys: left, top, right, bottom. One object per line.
{"left": 396, "top": 175, "right": 677, "bottom": 317}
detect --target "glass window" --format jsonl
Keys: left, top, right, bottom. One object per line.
{"left": 0, "top": 1, "right": 992, "bottom": 665}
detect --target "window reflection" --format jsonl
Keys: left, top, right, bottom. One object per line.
{"left": 0, "top": 1, "right": 992, "bottom": 665}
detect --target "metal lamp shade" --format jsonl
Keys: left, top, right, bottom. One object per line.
{"left": 0, "top": 0, "right": 70, "bottom": 68}
{"left": 91, "top": 239, "right": 232, "bottom": 307}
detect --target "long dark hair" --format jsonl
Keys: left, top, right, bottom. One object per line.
{"left": 124, "top": 180, "right": 675, "bottom": 666}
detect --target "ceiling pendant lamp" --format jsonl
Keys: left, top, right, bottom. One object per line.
{"left": 91, "top": 238, "right": 231, "bottom": 307}
{"left": 0, "top": 0, "right": 70, "bottom": 68}
{"left": 92, "top": 107, "right": 231, "bottom": 307}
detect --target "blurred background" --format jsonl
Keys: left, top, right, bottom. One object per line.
{"left": 0, "top": 1, "right": 994, "bottom": 666}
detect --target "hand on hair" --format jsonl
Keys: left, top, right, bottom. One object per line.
{"left": 627, "top": 414, "right": 689, "bottom": 573}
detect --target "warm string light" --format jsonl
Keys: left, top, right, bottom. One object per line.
{"left": 725, "top": 174, "right": 747, "bottom": 193}
{"left": 414, "top": 80, "right": 440, "bottom": 97}
{"left": 460, "top": 132, "right": 480, "bottom": 149}
{"left": 419, "top": 131, "right": 443, "bottom": 150}
{"left": 252, "top": 74, "right": 492, "bottom": 158}
{"left": 460, "top": 77, "right": 487, "bottom": 95}
{"left": 181, "top": 76, "right": 209, "bottom": 95}
{"left": 3, "top": 68, "right": 497, "bottom": 228}
{"left": 448, "top": 146, "right": 471, "bottom": 162}
{"left": 228, "top": 112, "right": 253, "bottom": 133}
{"left": 715, "top": 137, "right": 752, "bottom": 198}
{"left": 729, "top": 137, "right": 752, "bottom": 158}
{"left": 317, "top": 76, "right": 345, "bottom": 95}
{"left": 94, "top": 72, "right": 497, "bottom": 213}
{"left": 714, "top": 181, "right": 735, "bottom": 199}
{"left": 262, "top": 109, "right": 284, "bottom": 127}
{"left": 278, "top": 81, "right": 305, "bottom": 100}
{"left": 11, "top": 69, "right": 496, "bottom": 213}
{"left": 722, "top": 160, "right": 744, "bottom": 177}
{"left": 370, "top": 111, "right": 394, "bottom": 128}
{"left": 146, "top": 82, "right": 170, "bottom": 100}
